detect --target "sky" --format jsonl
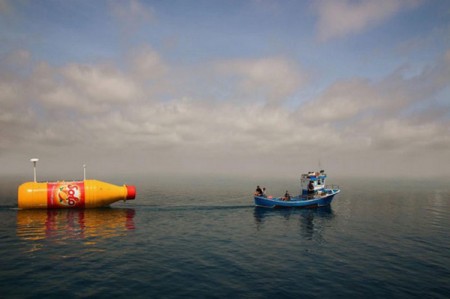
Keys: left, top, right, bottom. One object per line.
{"left": 1, "top": 0, "right": 450, "bottom": 180}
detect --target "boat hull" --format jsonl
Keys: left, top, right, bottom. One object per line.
{"left": 254, "top": 190, "right": 340, "bottom": 208}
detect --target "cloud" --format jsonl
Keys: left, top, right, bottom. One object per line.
{"left": 1, "top": 45, "right": 450, "bottom": 177}
{"left": 369, "top": 120, "right": 449, "bottom": 151}
{"left": 5, "top": 49, "right": 31, "bottom": 66}
{"left": 110, "top": 0, "right": 155, "bottom": 34}
{"left": 0, "top": 0, "right": 13, "bottom": 15}
{"left": 127, "top": 46, "right": 168, "bottom": 81}
{"left": 299, "top": 54, "right": 450, "bottom": 155}
{"left": 27, "top": 62, "right": 142, "bottom": 117}
{"left": 315, "top": 0, "right": 422, "bottom": 41}
{"left": 61, "top": 64, "right": 141, "bottom": 104}
{"left": 0, "top": 49, "right": 324, "bottom": 170}
{"left": 215, "top": 57, "right": 307, "bottom": 104}
{"left": 299, "top": 79, "right": 379, "bottom": 122}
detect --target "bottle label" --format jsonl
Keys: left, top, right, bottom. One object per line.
{"left": 47, "top": 181, "right": 85, "bottom": 208}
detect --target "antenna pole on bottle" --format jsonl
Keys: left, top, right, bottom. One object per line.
{"left": 30, "top": 158, "right": 39, "bottom": 182}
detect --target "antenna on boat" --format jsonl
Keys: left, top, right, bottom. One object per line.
{"left": 83, "top": 164, "right": 86, "bottom": 180}
{"left": 30, "top": 158, "right": 39, "bottom": 182}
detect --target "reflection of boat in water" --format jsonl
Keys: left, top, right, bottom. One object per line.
{"left": 16, "top": 208, "right": 135, "bottom": 242}
{"left": 253, "top": 205, "right": 333, "bottom": 223}
{"left": 253, "top": 205, "right": 334, "bottom": 238}
{"left": 254, "top": 170, "right": 340, "bottom": 208}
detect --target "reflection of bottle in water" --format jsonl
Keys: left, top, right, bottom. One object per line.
{"left": 16, "top": 209, "right": 136, "bottom": 242}
{"left": 18, "top": 180, "right": 136, "bottom": 209}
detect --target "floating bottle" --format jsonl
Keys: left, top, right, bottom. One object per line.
{"left": 18, "top": 180, "right": 136, "bottom": 209}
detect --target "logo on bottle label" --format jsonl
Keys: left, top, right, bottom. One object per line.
{"left": 47, "top": 182, "right": 85, "bottom": 208}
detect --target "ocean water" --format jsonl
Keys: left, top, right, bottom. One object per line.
{"left": 0, "top": 175, "right": 449, "bottom": 298}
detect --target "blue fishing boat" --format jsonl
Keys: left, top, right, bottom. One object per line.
{"left": 254, "top": 170, "right": 340, "bottom": 208}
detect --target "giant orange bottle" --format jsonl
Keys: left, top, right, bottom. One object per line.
{"left": 18, "top": 180, "right": 136, "bottom": 209}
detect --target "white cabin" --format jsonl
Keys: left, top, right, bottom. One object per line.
{"left": 300, "top": 170, "right": 327, "bottom": 195}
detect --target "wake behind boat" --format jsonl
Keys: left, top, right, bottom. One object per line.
{"left": 254, "top": 170, "right": 340, "bottom": 208}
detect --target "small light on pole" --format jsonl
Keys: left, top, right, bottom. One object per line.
{"left": 30, "top": 158, "right": 39, "bottom": 182}
{"left": 83, "top": 164, "right": 86, "bottom": 180}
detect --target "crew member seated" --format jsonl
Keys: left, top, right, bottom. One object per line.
{"left": 254, "top": 185, "right": 263, "bottom": 196}
{"left": 283, "top": 190, "right": 291, "bottom": 201}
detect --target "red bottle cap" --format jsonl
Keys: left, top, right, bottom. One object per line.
{"left": 126, "top": 185, "right": 136, "bottom": 200}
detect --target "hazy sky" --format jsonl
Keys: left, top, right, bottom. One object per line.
{"left": 1, "top": 0, "right": 449, "bottom": 179}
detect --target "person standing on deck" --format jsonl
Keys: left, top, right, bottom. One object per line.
{"left": 308, "top": 180, "right": 315, "bottom": 198}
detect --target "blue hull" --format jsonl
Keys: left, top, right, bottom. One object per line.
{"left": 254, "top": 190, "right": 340, "bottom": 208}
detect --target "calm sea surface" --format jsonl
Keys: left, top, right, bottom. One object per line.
{"left": 0, "top": 175, "right": 449, "bottom": 298}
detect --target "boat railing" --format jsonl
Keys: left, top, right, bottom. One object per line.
{"left": 325, "top": 185, "right": 340, "bottom": 191}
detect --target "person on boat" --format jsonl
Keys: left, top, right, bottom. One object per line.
{"left": 308, "top": 180, "right": 315, "bottom": 198}
{"left": 262, "top": 187, "right": 266, "bottom": 197}
{"left": 283, "top": 190, "right": 291, "bottom": 201}
{"left": 255, "top": 186, "right": 263, "bottom": 196}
